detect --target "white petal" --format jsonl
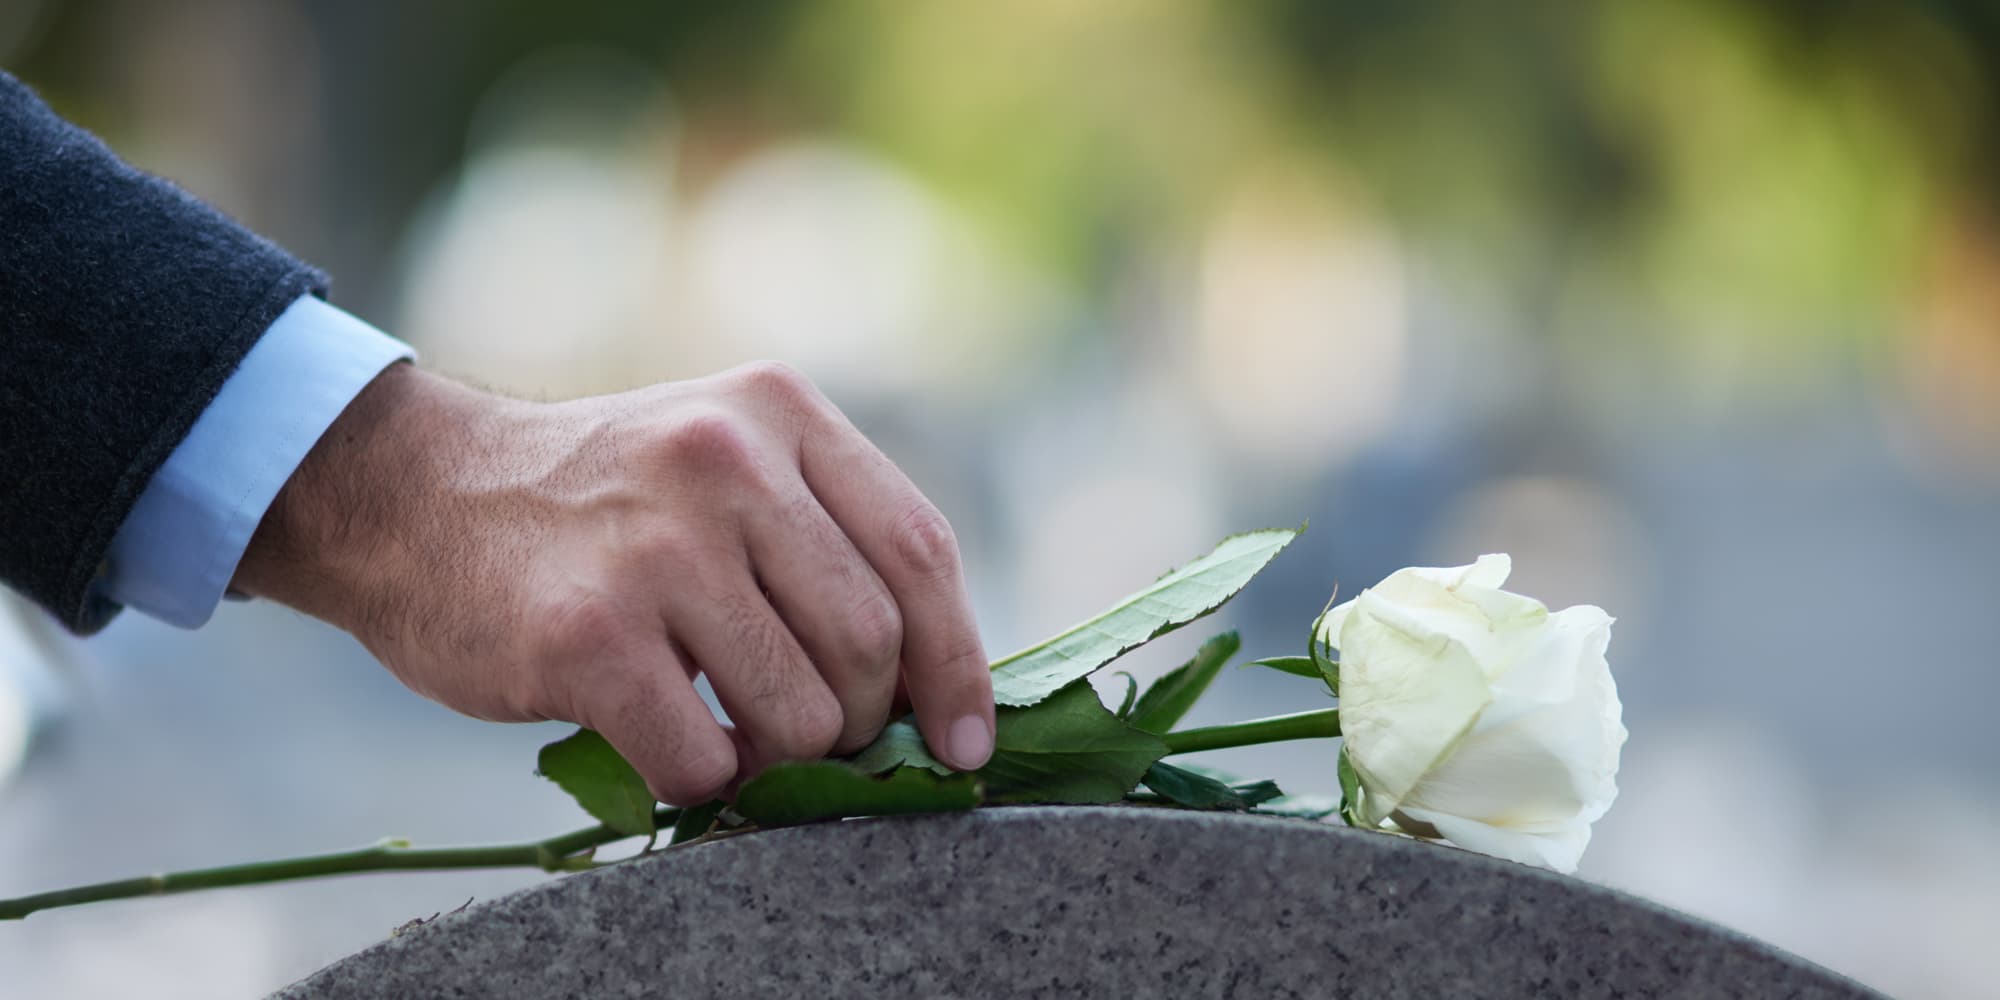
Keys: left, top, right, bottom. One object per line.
{"left": 1340, "top": 556, "right": 1547, "bottom": 674}
{"left": 1503, "top": 608, "right": 1625, "bottom": 826}
{"left": 1364, "top": 557, "right": 1507, "bottom": 617}
{"left": 1398, "top": 706, "right": 1590, "bottom": 828}
{"left": 1409, "top": 552, "right": 1512, "bottom": 591}
{"left": 1326, "top": 554, "right": 1626, "bottom": 872}
{"left": 1399, "top": 614, "right": 1626, "bottom": 833}
{"left": 1479, "top": 605, "right": 1612, "bottom": 729}
{"left": 1336, "top": 591, "right": 1493, "bottom": 824}
{"left": 1398, "top": 807, "right": 1592, "bottom": 873}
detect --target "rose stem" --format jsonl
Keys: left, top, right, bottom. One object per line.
{"left": 0, "top": 805, "right": 684, "bottom": 920}
{"left": 1161, "top": 708, "right": 1341, "bottom": 754}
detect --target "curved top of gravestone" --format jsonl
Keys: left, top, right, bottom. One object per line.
{"left": 276, "top": 805, "right": 1878, "bottom": 1000}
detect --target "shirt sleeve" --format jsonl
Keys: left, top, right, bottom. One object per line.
{"left": 86, "top": 295, "right": 415, "bottom": 629}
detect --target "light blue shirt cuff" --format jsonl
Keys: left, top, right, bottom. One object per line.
{"left": 94, "top": 295, "right": 415, "bottom": 628}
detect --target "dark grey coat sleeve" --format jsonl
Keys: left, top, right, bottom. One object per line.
{"left": 0, "top": 70, "right": 328, "bottom": 632}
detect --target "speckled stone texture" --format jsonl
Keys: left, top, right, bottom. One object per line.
{"left": 275, "top": 806, "right": 1878, "bottom": 999}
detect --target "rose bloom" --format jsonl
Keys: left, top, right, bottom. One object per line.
{"left": 1321, "top": 555, "right": 1626, "bottom": 873}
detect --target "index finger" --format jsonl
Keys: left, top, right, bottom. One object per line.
{"left": 798, "top": 411, "right": 993, "bottom": 772}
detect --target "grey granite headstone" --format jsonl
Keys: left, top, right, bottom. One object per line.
{"left": 276, "top": 806, "right": 1878, "bottom": 999}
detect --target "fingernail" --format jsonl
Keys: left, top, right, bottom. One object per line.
{"left": 947, "top": 714, "right": 993, "bottom": 770}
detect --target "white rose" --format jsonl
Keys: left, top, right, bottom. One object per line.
{"left": 1321, "top": 554, "right": 1626, "bottom": 873}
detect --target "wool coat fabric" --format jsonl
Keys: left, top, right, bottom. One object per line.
{"left": 0, "top": 70, "right": 327, "bottom": 632}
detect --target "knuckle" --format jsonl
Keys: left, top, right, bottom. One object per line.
{"left": 562, "top": 657, "right": 656, "bottom": 737}
{"left": 647, "top": 748, "right": 735, "bottom": 807}
{"left": 843, "top": 592, "right": 905, "bottom": 672}
{"left": 833, "top": 703, "right": 893, "bottom": 756}
{"left": 591, "top": 681, "right": 735, "bottom": 807}
{"left": 932, "top": 635, "right": 991, "bottom": 678}
{"left": 655, "top": 409, "right": 761, "bottom": 477}
{"left": 732, "top": 360, "right": 812, "bottom": 398}
{"left": 536, "top": 592, "right": 629, "bottom": 671}
{"left": 632, "top": 529, "right": 683, "bottom": 566}
{"left": 728, "top": 361, "right": 824, "bottom": 433}
{"left": 765, "top": 690, "right": 844, "bottom": 762}
{"left": 890, "top": 503, "right": 960, "bottom": 580}
{"left": 633, "top": 526, "right": 715, "bottom": 570}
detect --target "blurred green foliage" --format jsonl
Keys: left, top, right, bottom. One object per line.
{"left": 9, "top": 0, "right": 1997, "bottom": 385}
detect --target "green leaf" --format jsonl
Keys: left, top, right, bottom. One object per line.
{"left": 845, "top": 716, "right": 952, "bottom": 776}
{"left": 733, "top": 762, "right": 981, "bottom": 827}
{"left": 988, "top": 528, "right": 1300, "bottom": 707}
{"left": 1336, "top": 743, "right": 1365, "bottom": 828}
{"left": 670, "top": 800, "right": 727, "bottom": 845}
{"left": 1248, "top": 653, "right": 1338, "bottom": 694}
{"left": 1113, "top": 672, "right": 1140, "bottom": 719}
{"left": 1313, "top": 648, "right": 1340, "bottom": 693}
{"left": 1168, "top": 762, "right": 1285, "bottom": 807}
{"left": 1168, "top": 760, "right": 1247, "bottom": 783}
{"left": 536, "top": 729, "right": 658, "bottom": 838}
{"left": 1231, "top": 779, "right": 1286, "bottom": 808}
{"left": 1246, "top": 655, "right": 1319, "bottom": 679}
{"left": 1140, "top": 761, "right": 1253, "bottom": 810}
{"left": 979, "top": 682, "right": 1168, "bottom": 803}
{"left": 1129, "top": 763, "right": 1285, "bottom": 810}
{"left": 1128, "top": 632, "right": 1241, "bottom": 734}
{"left": 1310, "top": 602, "right": 1342, "bottom": 695}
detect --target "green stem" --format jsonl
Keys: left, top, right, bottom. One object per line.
{"left": 1162, "top": 708, "right": 1340, "bottom": 754}
{"left": 0, "top": 806, "right": 682, "bottom": 921}
{"left": 2, "top": 708, "right": 1345, "bottom": 920}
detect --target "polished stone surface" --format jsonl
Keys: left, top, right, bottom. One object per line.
{"left": 276, "top": 806, "right": 1879, "bottom": 999}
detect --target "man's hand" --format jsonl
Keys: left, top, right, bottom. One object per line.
{"left": 233, "top": 361, "right": 994, "bottom": 804}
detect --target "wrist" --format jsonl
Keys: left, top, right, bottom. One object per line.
{"left": 232, "top": 363, "right": 494, "bottom": 632}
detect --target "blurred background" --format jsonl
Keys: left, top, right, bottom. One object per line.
{"left": 3, "top": 0, "right": 1998, "bottom": 995}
